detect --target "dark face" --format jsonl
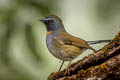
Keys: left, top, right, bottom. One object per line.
{"left": 40, "top": 16, "right": 64, "bottom": 31}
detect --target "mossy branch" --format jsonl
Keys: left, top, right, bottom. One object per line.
{"left": 48, "top": 32, "right": 120, "bottom": 80}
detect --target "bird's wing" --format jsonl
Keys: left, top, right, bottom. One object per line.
{"left": 54, "top": 32, "right": 90, "bottom": 49}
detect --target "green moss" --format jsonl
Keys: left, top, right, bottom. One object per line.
{"left": 76, "top": 62, "right": 110, "bottom": 78}
{"left": 76, "top": 69, "right": 87, "bottom": 78}
{"left": 113, "top": 31, "right": 120, "bottom": 40}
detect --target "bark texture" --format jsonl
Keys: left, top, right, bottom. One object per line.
{"left": 48, "top": 32, "right": 120, "bottom": 80}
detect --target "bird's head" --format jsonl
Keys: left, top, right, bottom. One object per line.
{"left": 40, "top": 15, "right": 65, "bottom": 34}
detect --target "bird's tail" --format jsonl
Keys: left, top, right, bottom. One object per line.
{"left": 87, "top": 40, "right": 111, "bottom": 45}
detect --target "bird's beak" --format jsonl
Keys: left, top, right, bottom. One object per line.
{"left": 39, "top": 19, "right": 45, "bottom": 22}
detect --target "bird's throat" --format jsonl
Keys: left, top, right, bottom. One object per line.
{"left": 46, "top": 31, "right": 52, "bottom": 35}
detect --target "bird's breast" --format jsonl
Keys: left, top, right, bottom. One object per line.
{"left": 46, "top": 35, "right": 54, "bottom": 53}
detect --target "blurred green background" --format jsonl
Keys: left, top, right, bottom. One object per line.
{"left": 0, "top": 0, "right": 120, "bottom": 80}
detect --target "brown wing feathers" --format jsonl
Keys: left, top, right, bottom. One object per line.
{"left": 55, "top": 32, "right": 91, "bottom": 49}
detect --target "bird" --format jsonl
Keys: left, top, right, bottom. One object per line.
{"left": 39, "top": 15, "right": 111, "bottom": 72}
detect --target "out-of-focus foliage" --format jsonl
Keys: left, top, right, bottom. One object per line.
{"left": 0, "top": 0, "right": 59, "bottom": 80}
{"left": 96, "top": 0, "right": 120, "bottom": 23}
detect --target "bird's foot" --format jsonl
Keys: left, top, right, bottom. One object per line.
{"left": 64, "top": 66, "right": 71, "bottom": 76}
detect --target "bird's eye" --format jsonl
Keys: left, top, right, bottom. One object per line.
{"left": 49, "top": 20, "right": 54, "bottom": 23}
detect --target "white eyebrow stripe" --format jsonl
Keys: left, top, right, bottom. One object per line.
{"left": 44, "top": 18, "right": 51, "bottom": 21}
